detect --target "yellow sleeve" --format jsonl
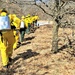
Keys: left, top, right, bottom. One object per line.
{"left": 13, "top": 17, "right": 21, "bottom": 29}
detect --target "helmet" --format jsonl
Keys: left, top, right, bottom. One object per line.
{"left": 27, "top": 14, "right": 30, "bottom": 17}
{"left": 1, "top": 12, "right": 7, "bottom": 16}
{"left": 21, "top": 16, "right": 25, "bottom": 19}
{"left": 12, "top": 14, "right": 16, "bottom": 17}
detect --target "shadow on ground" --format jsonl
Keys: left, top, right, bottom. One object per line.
{"left": 13, "top": 49, "right": 39, "bottom": 62}
{"left": 11, "top": 49, "right": 40, "bottom": 73}
{"left": 24, "top": 36, "right": 35, "bottom": 41}
{"left": 0, "top": 49, "right": 39, "bottom": 75}
{"left": 21, "top": 41, "right": 31, "bottom": 46}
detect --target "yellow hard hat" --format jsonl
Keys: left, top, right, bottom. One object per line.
{"left": 21, "top": 16, "right": 25, "bottom": 19}
{"left": 27, "top": 14, "right": 30, "bottom": 17}
{"left": 12, "top": 14, "right": 16, "bottom": 17}
{"left": 1, "top": 12, "right": 7, "bottom": 16}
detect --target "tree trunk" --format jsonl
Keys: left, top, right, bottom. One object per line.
{"left": 52, "top": 22, "right": 59, "bottom": 53}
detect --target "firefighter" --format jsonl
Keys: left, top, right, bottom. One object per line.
{"left": 0, "top": 9, "right": 15, "bottom": 70}
{"left": 25, "top": 14, "right": 32, "bottom": 34}
{"left": 33, "top": 15, "right": 39, "bottom": 27}
{"left": 19, "top": 16, "right": 26, "bottom": 44}
{"left": 11, "top": 14, "right": 21, "bottom": 49}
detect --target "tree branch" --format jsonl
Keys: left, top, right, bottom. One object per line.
{"left": 35, "top": 4, "right": 53, "bottom": 17}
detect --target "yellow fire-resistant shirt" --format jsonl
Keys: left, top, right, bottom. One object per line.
{"left": 12, "top": 17, "right": 21, "bottom": 29}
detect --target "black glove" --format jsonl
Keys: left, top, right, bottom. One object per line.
{"left": 11, "top": 26, "right": 16, "bottom": 29}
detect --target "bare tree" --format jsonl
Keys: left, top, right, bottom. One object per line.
{"left": 3, "top": 0, "right": 75, "bottom": 53}
{"left": 34, "top": 0, "right": 75, "bottom": 53}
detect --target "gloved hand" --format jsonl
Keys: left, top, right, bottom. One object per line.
{"left": 11, "top": 26, "right": 16, "bottom": 29}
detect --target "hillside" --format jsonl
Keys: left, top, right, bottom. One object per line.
{"left": 0, "top": 0, "right": 75, "bottom": 20}
{"left": 0, "top": 25, "right": 75, "bottom": 75}
{"left": 0, "top": 0, "right": 75, "bottom": 75}
{"left": 0, "top": 0, "right": 52, "bottom": 19}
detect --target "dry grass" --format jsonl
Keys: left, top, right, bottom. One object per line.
{"left": 0, "top": 25, "right": 75, "bottom": 75}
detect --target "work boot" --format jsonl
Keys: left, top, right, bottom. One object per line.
{"left": 9, "top": 58, "right": 13, "bottom": 64}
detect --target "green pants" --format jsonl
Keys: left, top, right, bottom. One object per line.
{"left": 20, "top": 28, "right": 25, "bottom": 42}
{"left": 26, "top": 23, "right": 31, "bottom": 34}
